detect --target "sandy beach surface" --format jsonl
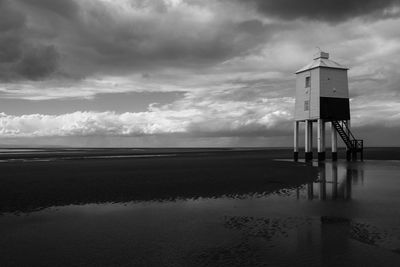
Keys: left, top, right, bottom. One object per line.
{"left": 1, "top": 148, "right": 400, "bottom": 266}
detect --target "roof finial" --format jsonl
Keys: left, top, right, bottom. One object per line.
{"left": 314, "top": 48, "right": 329, "bottom": 60}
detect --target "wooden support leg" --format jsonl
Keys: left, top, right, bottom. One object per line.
{"left": 305, "top": 120, "right": 313, "bottom": 161}
{"left": 331, "top": 122, "right": 337, "bottom": 161}
{"left": 294, "top": 121, "right": 299, "bottom": 161}
{"left": 317, "top": 119, "right": 326, "bottom": 161}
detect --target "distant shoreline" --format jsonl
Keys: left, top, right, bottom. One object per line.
{"left": 0, "top": 147, "right": 399, "bottom": 161}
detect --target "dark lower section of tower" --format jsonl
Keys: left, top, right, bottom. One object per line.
{"left": 320, "top": 97, "right": 350, "bottom": 120}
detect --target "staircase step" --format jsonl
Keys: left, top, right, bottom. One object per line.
{"left": 332, "top": 119, "right": 363, "bottom": 151}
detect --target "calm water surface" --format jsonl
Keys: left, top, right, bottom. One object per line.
{"left": 1, "top": 160, "right": 400, "bottom": 266}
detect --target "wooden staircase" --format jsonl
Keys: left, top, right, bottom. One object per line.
{"left": 332, "top": 120, "right": 363, "bottom": 160}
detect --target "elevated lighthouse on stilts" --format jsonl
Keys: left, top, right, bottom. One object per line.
{"left": 293, "top": 51, "right": 363, "bottom": 162}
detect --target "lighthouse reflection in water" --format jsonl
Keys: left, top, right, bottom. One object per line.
{"left": 296, "top": 161, "right": 363, "bottom": 201}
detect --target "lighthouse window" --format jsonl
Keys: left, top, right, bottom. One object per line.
{"left": 305, "top": 76, "right": 311, "bottom": 88}
{"left": 304, "top": 100, "right": 309, "bottom": 111}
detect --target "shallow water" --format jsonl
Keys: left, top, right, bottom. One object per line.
{"left": 0, "top": 153, "right": 178, "bottom": 162}
{"left": 1, "top": 160, "right": 400, "bottom": 266}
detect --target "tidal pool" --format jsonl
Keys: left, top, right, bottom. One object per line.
{"left": 1, "top": 160, "right": 400, "bottom": 266}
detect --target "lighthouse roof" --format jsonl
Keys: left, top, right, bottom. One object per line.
{"left": 295, "top": 52, "right": 348, "bottom": 74}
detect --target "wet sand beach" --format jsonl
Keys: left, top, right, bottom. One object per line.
{"left": 0, "top": 149, "right": 316, "bottom": 213}
{"left": 1, "top": 148, "right": 400, "bottom": 266}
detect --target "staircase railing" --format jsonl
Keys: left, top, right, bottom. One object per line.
{"left": 332, "top": 120, "right": 363, "bottom": 156}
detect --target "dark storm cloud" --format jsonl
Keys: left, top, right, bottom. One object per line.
{"left": 242, "top": 0, "right": 400, "bottom": 22}
{"left": 18, "top": 0, "right": 79, "bottom": 19}
{"left": 0, "top": 0, "right": 278, "bottom": 79}
{"left": 16, "top": 45, "right": 59, "bottom": 80}
{"left": 69, "top": 16, "right": 272, "bottom": 76}
{"left": 0, "top": 1, "right": 25, "bottom": 32}
{"left": 0, "top": 35, "right": 22, "bottom": 63}
{"left": 0, "top": 0, "right": 60, "bottom": 81}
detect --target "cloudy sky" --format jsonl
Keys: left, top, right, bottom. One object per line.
{"left": 0, "top": 0, "right": 400, "bottom": 147}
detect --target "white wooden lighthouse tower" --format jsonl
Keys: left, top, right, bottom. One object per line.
{"left": 293, "top": 51, "right": 363, "bottom": 161}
